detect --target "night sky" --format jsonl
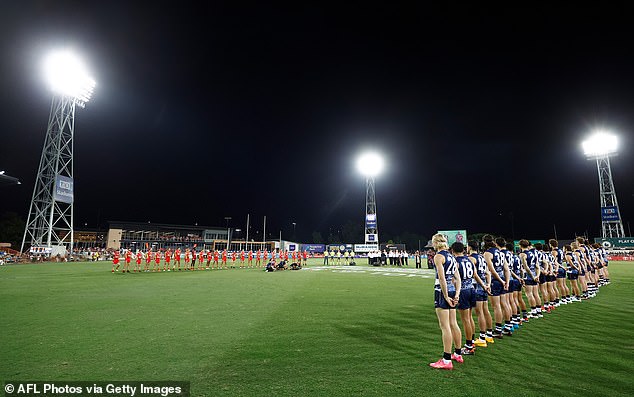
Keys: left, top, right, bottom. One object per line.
{"left": 1, "top": 2, "right": 633, "bottom": 242}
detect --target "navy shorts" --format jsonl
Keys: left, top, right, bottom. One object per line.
{"left": 539, "top": 274, "right": 547, "bottom": 284}
{"left": 547, "top": 274, "right": 557, "bottom": 282}
{"left": 580, "top": 269, "right": 586, "bottom": 277}
{"left": 458, "top": 288, "right": 476, "bottom": 310}
{"left": 509, "top": 279, "right": 522, "bottom": 292}
{"left": 524, "top": 277, "right": 538, "bottom": 286}
{"left": 434, "top": 289, "right": 457, "bottom": 309}
{"left": 557, "top": 269, "right": 566, "bottom": 279}
{"left": 567, "top": 270, "right": 579, "bottom": 280}
{"left": 490, "top": 279, "right": 505, "bottom": 296}
{"left": 475, "top": 288, "right": 488, "bottom": 302}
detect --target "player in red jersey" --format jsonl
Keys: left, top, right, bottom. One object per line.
{"left": 111, "top": 250, "right": 121, "bottom": 273}
{"left": 124, "top": 250, "right": 132, "bottom": 273}
{"left": 291, "top": 251, "right": 297, "bottom": 264}
{"left": 256, "top": 250, "right": 262, "bottom": 267}
{"left": 164, "top": 249, "right": 172, "bottom": 271}
{"left": 206, "top": 250, "right": 212, "bottom": 269}
{"left": 135, "top": 251, "right": 143, "bottom": 272}
{"left": 214, "top": 250, "right": 220, "bottom": 269}
{"left": 198, "top": 250, "right": 204, "bottom": 270}
{"left": 231, "top": 251, "right": 238, "bottom": 268}
{"left": 145, "top": 250, "right": 152, "bottom": 272}
{"left": 154, "top": 251, "right": 161, "bottom": 271}
{"left": 302, "top": 250, "right": 308, "bottom": 266}
{"left": 191, "top": 250, "right": 197, "bottom": 270}
{"left": 184, "top": 249, "right": 191, "bottom": 270}
{"left": 239, "top": 250, "right": 246, "bottom": 268}
{"left": 174, "top": 248, "right": 182, "bottom": 271}
{"left": 248, "top": 250, "right": 253, "bottom": 268}
{"left": 222, "top": 250, "right": 228, "bottom": 268}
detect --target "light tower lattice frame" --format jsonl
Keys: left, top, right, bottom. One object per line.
{"left": 21, "top": 96, "right": 77, "bottom": 253}
{"left": 364, "top": 176, "right": 379, "bottom": 245}
{"left": 593, "top": 155, "right": 625, "bottom": 238}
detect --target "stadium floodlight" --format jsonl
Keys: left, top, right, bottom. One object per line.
{"left": 43, "top": 50, "right": 96, "bottom": 107}
{"left": 356, "top": 152, "right": 384, "bottom": 177}
{"left": 356, "top": 151, "right": 384, "bottom": 246}
{"left": 21, "top": 49, "right": 96, "bottom": 257}
{"left": 582, "top": 130, "right": 625, "bottom": 238}
{"left": 582, "top": 130, "right": 618, "bottom": 158}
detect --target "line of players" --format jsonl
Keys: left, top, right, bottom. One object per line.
{"left": 430, "top": 234, "right": 611, "bottom": 370}
{"left": 111, "top": 248, "right": 309, "bottom": 273}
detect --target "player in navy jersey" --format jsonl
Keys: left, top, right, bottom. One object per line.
{"left": 534, "top": 243, "right": 554, "bottom": 312}
{"left": 468, "top": 241, "right": 494, "bottom": 347}
{"left": 483, "top": 235, "right": 512, "bottom": 338}
{"left": 505, "top": 243, "right": 526, "bottom": 325}
{"left": 545, "top": 249, "right": 560, "bottom": 307}
{"left": 564, "top": 244, "right": 582, "bottom": 300}
{"left": 596, "top": 244, "right": 611, "bottom": 284}
{"left": 580, "top": 238, "right": 598, "bottom": 296}
{"left": 550, "top": 239, "right": 571, "bottom": 304}
{"left": 429, "top": 234, "right": 464, "bottom": 370}
{"left": 571, "top": 241, "right": 589, "bottom": 299}
{"left": 519, "top": 240, "right": 543, "bottom": 318}
{"left": 452, "top": 242, "right": 477, "bottom": 355}
{"left": 500, "top": 243, "right": 520, "bottom": 329}
{"left": 592, "top": 243, "right": 609, "bottom": 285}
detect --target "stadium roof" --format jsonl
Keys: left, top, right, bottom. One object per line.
{"left": 108, "top": 221, "right": 226, "bottom": 233}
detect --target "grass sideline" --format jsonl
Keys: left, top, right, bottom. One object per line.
{"left": 1, "top": 260, "right": 633, "bottom": 396}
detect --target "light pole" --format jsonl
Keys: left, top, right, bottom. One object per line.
{"left": 292, "top": 222, "right": 297, "bottom": 242}
{"left": 357, "top": 152, "right": 384, "bottom": 248}
{"left": 582, "top": 130, "right": 625, "bottom": 238}
{"left": 21, "top": 50, "right": 96, "bottom": 256}
{"left": 224, "top": 216, "right": 232, "bottom": 251}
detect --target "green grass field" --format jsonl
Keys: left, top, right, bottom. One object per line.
{"left": 1, "top": 260, "right": 633, "bottom": 396}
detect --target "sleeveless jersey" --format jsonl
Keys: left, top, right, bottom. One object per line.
{"left": 487, "top": 247, "right": 506, "bottom": 281}
{"left": 525, "top": 249, "right": 538, "bottom": 278}
{"left": 434, "top": 250, "right": 457, "bottom": 292}
{"left": 456, "top": 255, "right": 475, "bottom": 289}
{"left": 503, "top": 250, "right": 514, "bottom": 275}
{"left": 567, "top": 250, "right": 580, "bottom": 270}
{"left": 545, "top": 251, "right": 557, "bottom": 271}
{"left": 600, "top": 247, "right": 608, "bottom": 264}
{"left": 471, "top": 253, "right": 487, "bottom": 289}
{"left": 581, "top": 246, "right": 592, "bottom": 264}
{"left": 511, "top": 253, "right": 522, "bottom": 277}
{"left": 575, "top": 249, "right": 586, "bottom": 269}
{"left": 536, "top": 250, "right": 546, "bottom": 271}
{"left": 554, "top": 248, "right": 565, "bottom": 266}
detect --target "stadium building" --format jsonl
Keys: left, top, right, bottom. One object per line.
{"left": 106, "top": 221, "right": 274, "bottom": 252}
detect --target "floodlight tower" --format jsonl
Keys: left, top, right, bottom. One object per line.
{"left": 21, "top": 50, "right": 96, "bottom": 255}
{"left": 582, "top": 131, "right": 625, "bottom": 238}
{"left": 357, "top": 152, "right": 384, "bottom": 247}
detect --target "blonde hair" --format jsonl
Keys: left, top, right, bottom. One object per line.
{"left": 432, "top": 233, "right": 449, "bottom": 250}
{"left": 571, "top": 241, "right": 579, "bottom": 250}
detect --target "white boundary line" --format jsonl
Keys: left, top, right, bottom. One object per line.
{"left": 305, "top": 266, "right": 434, "bottom": 278}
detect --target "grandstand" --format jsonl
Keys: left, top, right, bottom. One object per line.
{"left": 106, "top": 221, "right": 275, "bottom": 252}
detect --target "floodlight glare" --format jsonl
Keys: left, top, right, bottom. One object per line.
{"left": 43, "top": 50, "right": 96, "bottom": 105}
{"left": 582, "top": 131, "right": 618, "bottom": 158}
{"left": 356, "top": 152, "right": 384, "bottom": 177}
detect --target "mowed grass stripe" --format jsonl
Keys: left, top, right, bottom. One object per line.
{"left": 1, "top": 261, "right": 633, "bottom": 396}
